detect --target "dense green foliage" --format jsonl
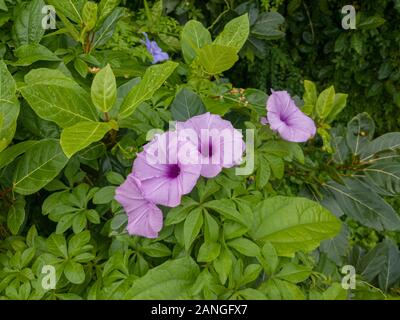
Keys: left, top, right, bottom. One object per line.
{"left": 0, "top": 0, "right": 399, "bottom": 300}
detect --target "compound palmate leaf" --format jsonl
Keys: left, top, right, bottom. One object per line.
{"left": 13, "top": 139, "right": 69, "bottom": 195}
{"left": 250, "top": 196, "right": 341, "bottom": 257}
{"left": 60, "top": 121, "right": 116, "bottom": 158}
{"left": 20, "top": 69, "right": 98, "bottom": 128}
{"left": 124, "top": 257, "right": 199, "bottom": 299}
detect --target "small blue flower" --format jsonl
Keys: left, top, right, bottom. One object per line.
{"left": 142, "top": 32, "right": 169, "bottom": 64}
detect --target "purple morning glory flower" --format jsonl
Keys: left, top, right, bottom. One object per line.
{"left": 142, "top": 32, "right": 169, "bottom": 64}
{"left": 133, "top": 131, "right": 202, "bottom": 207}
{"left": 115, "top": 174, "right": 163, "bottom": 238}
{"left": 176, "top": 112, "right": 245, "bottom": 178}
{"left": 266, "top": 90, "right": 316, "bottom": 142}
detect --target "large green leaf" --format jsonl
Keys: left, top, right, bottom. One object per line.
{"left": 98, "top": 0, "right": 121, "bottom": 26}
{"left": 93, "top": 8, "right": 124, "bottom": 48}
{"left": 198, "top": 44, "right": 238, "bottom": 75}
{"left": 214, "top": 14, "right": 249, "bottom": 53}
{"left": 346, "top": 113, "right": 375, "bottom": 155}
{"left": 326, "top": 93, "right": 348, "bottom": 123}
{"left": 181, "top": 20, "right": 211, "bottom": 64}
{"left": 124, "top": 257, "right": 199, "bottom": 299}
{"left": 316, "top": 86, "right": 335, "bottom": 120}
{"left": 13, "top": 139, "right": 69, "bottom": 195}
{"left": 13, "top": 44, "right": 60, "bottom": 66}
{"left": 184, "top": 208, "right": 203, "bottom": 251}
{"left": 0, "top": 141, "right": 38, "bottom": 170}
{"left": 363, "top": 162, "right": 400, "bottom": 195}
{"left": 359, "top": 239, "right": 400, "bottom": 292}
{"left": 0, "top": 61, "right": 20, "bottom": 152}
{"left": 359, "top": 132, "right": 400, "bottom": 161}
{"left": 20, "top": 69, "right": 98, "bottom": 128}
{"left": 91, "top": 64, "right": 117, "bottom": 112}
{"left": 170, "top": 88, "right": 206, "bottom": 121}
{"left": 250, "top": 196, "right": 340, "bottom": 257}
{"left": 324, "top": 179, "right": 400, "bottom": 231}
{"left": 7, "top": 197, "right": 26, "bottom": 235}
{"left": 118, "top": 61, "right": 178, "bottom": 119}
{"left": 60, "top": 121, "right": 116, "bottom": 158}
{"left": 251, "top": 12, "right": 285, "bottom": 40}
{"left": 12, "top": 0, "right": 45, "bottom": 47}
{"left": 46, "top": 0, "right": 85, "bottom": 24}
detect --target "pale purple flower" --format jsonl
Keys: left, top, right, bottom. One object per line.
{"left": 176, "top": 112, "right": 245, "bottom": 178}
{"left": 115, "top": 174, "right": 163, "bottom": 238}
{"left": 266, "top": 90, "right": 316, "bottom": 142}
{"left": 142, "top": 32, "right": 169, "bottom": 64}
{"left": 133, "top": 131, "right": 201, "bottom": 207}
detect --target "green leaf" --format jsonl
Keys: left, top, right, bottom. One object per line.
{"left": 346, "top": 113, "right": 375, "bottom": 155}
{"left": 214, "top": 14, "right": 249, "bottom": 53}
{"left": 20, "top": 69, "right": 98, "bottom": 128}
{"left": 93, "top": 8, "right": 124, "bottom": 48}
{"left": 198, "top": 44, "right": 238, "bottom": 75}
{"left": 237, "top": 288, "right": 267, "bottom": 300}
{"left": 363, "top": 162, "right": 400, "bottom": 196}
{"left": 124, "top": 257, "right": 200, "bottom": 299}
{"left": 141, "top": 243, "right": 171, "bottom": 258}
{"left": 93, "top": 186, "right": 116, "bottom": 204}
{"left": 0, "top": 61, "right": 20, "bottom": 152}
{"left": 261, "top": 278, "right": 305, "bottom": 300}
{"left": 276, "top": 263, "right": 312, "bottom": 283}
{"left": 326, "top": 93, "right": 348, "bottom": 124}
{"left": 47, "top": 233, "right": 68, "bottom": 258}
{"left": 13, "top": 139, "right": 69, "bottom": 195}
{"left": 324, "top": 179, "right": 400, "bottom": 231}
{"left": 170, "top": 88, "right": 206, "bottom": 121}
{"left": 119, "top": 61, "right": 178, "bottom": 119}
{"left": 359, "top": 132, "right": 400, "bottom": 161}
{"left": 82, "top": 1, "right": 98, "bottom": 32}
{"left": 164, "top": 198, "right": 197, "bottom": 226}
{"left": 64, "top": 260, "right": 85, "bottom": 284}
{"left": 7, "top": 197, "right": 26, "bottom": 235}
{"left": 316, "top": 85, "right": 335, "bottom": 120}
{"left": 259, "top": 241, "right": 279, "bottom": 275}
{"left": 319, "top": 225, "right": 350, "bottom": 265}
{"left": 197, "top": 242, "right": 221, "bottom": 262}
{"left": 351, "top": 33, "right": 362, "bottom": 54}
{"left": 250, "top": 196, "right": 341, "bottom": 257}
{"left": 251, "top": 12, "right": 285, "bottom": 40}
{"left": 98, "top": 0, "right": 121, "bottom": 26}
{"left": 256, "top": 154, "right": 271, "bottom": 188}
{"left": 204, "top": 211, "right": 219, "bottom": 243}
{"left": 0, "top": 0, "right": 7, "bottom": 11}
{"left": 61, "top": 121, "right": 115, "bottom": 158}
{"left": 227, "top": 238, "right": 260, "bottom": 257}
{"left": 12, "top": 0, "right": 45, "bottom": 47}
{"left": 68, "top": 230, "right": 91, "bottom": 257}
{"left": 91, "top": 64, "right": 117, "bottom": 112}
{"left": 265, "top": 154, "right": 284, "bottom": 179}
{"left": 184, "top": 208, "right": 203, "bottom": 251}
{"left": 213, "top": 247, "right": 232, "bottom": 285}
{"left": 13, "top": 44, "right": 60, "bottom": 66}
{"left": 358, "top": 16, "right": 386, "bottom": 30}
{"left": 74, "top": 58, "right": 88, "bottom": 78}
{"left": 204, "top": 199, "right": 248, "bottom": 227}
{"left": 303, "top": 80, "right": 317, "bottom": 106}
{"left": 46, "top": 0, "right": 85, "bottom": 24}
{"left": 378, "top": 239, "right": 400, "bottom": 292}
{"left": 181, "top": 20, "right": 212, "bottom": 64}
